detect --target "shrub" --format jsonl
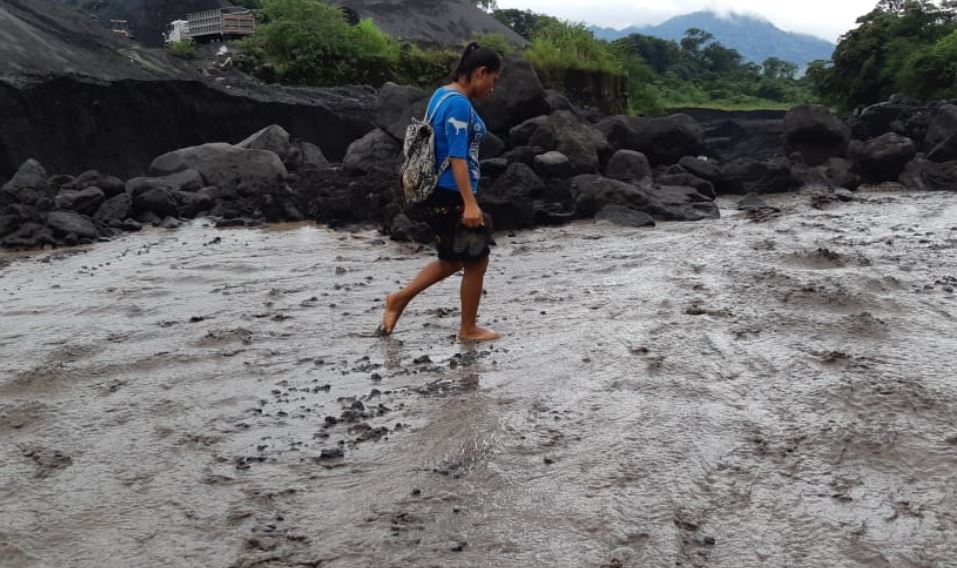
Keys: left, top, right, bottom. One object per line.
{"left": 167, "top": 40, "right": 196, "bottom": 60}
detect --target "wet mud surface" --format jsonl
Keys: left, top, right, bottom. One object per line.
{"left": 2, "top": 190, "right": 956, "bottom": 567}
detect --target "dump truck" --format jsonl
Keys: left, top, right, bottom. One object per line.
{"left": 186, "top": 8, "right": 255, "bottom": 42}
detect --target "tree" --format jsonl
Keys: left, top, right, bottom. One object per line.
{"left": 492, "top": 8, "right": 557, "bottom": 39}
{"left": 811, "top": 0, "right": 957, "bottom": 108}
{"left": 680, "top": 28, "right": 714, "bottom": 54}
{"left": 762, "top": 57, "right": 798, "bottom": 80}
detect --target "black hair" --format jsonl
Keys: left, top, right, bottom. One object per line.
{"left": 452, "top": 42, "right": 502, "bottom": 82}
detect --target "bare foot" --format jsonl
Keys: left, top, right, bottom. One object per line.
{"left": 378, "top": 293, "right": 409, "bottom": 336}
{"left": 459, "top": 326, "right": 501, "bottom": 342}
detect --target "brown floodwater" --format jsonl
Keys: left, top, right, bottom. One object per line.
{"left": 1, "top": 189, "right": 956, "bottom": 568}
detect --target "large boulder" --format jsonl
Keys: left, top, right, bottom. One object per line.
{"left": 69, "top": 170, "right": 126, "bottom": 197}
{"left": 479, "top": 162, "right": 544, "bottom": 230}
{"left": 899, "top": 157, "right": 957, "bottom": 191}
{"left": 926, "top": 104, "right": 957, "bottom": 163}
{"left": 296, "top": 141, "right": 329, "bottom": 169}
{"left": 655, "top": 172, "right": 715, "bottom": 200}
{"left": 568, "top": 175, "right": 648, "bottom": 218}
{"left": 820, "top": 158, "right": 861, "bottom": 191}
{"left": 533, "top": 151, "right": 576, "bottom": 179}
{"left": 1, "top": 159, "right": 47, "bottom": 192}
{"left": 509, "top": 116, "right": 551, "bottom": 148}
{"left": 860, "top": 133, "right": 917, "bottom": 182}
{"left": 474, "top": 55, "right": 550, "bottom": 135}
{"left": 509, "top": 111, "right": 608, "bottom": 174}
{"left": 480, "top": 132, "right": 506, "bottom": 160}
{"left": 126, "top": 169, "right": 205, "bottom": 197}
{"left": 342, "top": 128, "right": 401, "bottom": 173}
{"left": 54, "top": 187, "right": 105, "bottom": 214}
{"left": 133, "top": 187, "right": 178, "bottom": 218}
{"left": 604, "top": 150, "right": 652, "bottom": 185}
{"left": 597, "top": 114, "right": 705, "bottom": 166}
{"left": 649, "top": 185, "right": 720, "bottom": 220}
{"left": 150, "top": 143, "right": 288, "bottom": 197}
{"left": 594, "top": 204, "right": 655, "bottom": 228}
{"left": 45, "top": 211, "right": 98, "bottom": 240}
{"left": 237, "top": 124, "right": 295, "bottom": 165}
{"left": 716, "top": 158, "right": 792, "bottom": 195}
{"left": 375, "top": 83, "right": 430, "bottom": 141}
{"left": 783, "top": 105, "right": 851, "bottom": 166}
{"left": 678, "top": 156, "right": 720, "bottom": 183}
{"left": 94, "top": 193, "right": 133, "bottom": 223}
{"left": 703, "top": 118, "right": 785, "bottom": 162}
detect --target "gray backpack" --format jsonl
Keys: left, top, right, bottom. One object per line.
{"left": 400, "top": 90, "right": 465, "bottom": 205}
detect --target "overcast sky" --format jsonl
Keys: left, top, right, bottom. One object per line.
{"left": 496, "top": 0, "right": 883, "bottom": 42}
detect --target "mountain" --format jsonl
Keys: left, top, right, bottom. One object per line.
{"left": 590, "top": 11, "right": 835, "bottom": 68}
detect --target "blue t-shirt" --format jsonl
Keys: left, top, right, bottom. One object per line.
{"left": 425, "top": 87, "right": 486, "bottom": 194}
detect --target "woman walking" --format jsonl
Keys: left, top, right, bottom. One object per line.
{"left": 379, "top": 43, "right": 502, "bottom": 342}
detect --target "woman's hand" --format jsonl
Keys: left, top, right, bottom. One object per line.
{"left": 462, "top": 202, "right": 485, "bottom": 228}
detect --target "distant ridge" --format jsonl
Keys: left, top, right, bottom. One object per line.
{"left": 590, "top": 11, "right": 835, "bottom": 67}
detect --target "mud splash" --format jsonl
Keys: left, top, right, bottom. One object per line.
{"left": 2, "top": 190, "right": 956, "bottom": 567}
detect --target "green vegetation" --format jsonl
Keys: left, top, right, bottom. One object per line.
{"left": 166, "top": 40, "right": 197, "bottom": 60}
{"left": 239, "top": 0, "right": 815, "bottom": 114}
{"left": 807, "top": 0, "right": 957, "bottom": 110}
{"left": 240, "top": 0, "right": 455, "bottom": 86}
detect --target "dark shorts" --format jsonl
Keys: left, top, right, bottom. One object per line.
{"left": 422, "top": 189, "right": 492, "bottom": 263}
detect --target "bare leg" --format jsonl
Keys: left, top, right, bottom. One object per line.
{"left": 379, "top": 259, "right": 462, "bottom": 335}
{"left": 459, "top": 256, "right": 500, "bottom": 342}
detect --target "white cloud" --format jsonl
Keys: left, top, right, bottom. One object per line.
{"left": 495, "top": 0, "right": 881, "bottom": 42}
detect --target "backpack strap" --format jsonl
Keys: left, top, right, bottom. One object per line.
{"left": 424, "top": 89, "right": 466, "bottom": 124}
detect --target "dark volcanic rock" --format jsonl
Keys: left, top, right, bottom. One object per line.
{"left": 656, "top": 173, "right": 715, "bottom": 200}
{"left": 604, "top": 150, "right": 652, "bottom": 185}
{"left": 533, "top": 151, "right": 576, "bottom": 179}
{"left": 237, "top": 124, "right": 296, "bottom": 166}
{"left": 126, "top": 169, "right": 204, "bottom": 196}
{"left": 390, "top": 213, "right": 433, "bottom": 244}
{"left": 594, "top": 204, "right": 655, "bottom": 227}
{"left": 54, "top": 187, "right": 105, "bottom": 214}
{"left": 2, "top": 159, "right": 47, "bottom": 192}
{"left": 480, "top": 158, "right": 509, "bottom": 178}
{"left": 375, "top": 83, "right": 429, "bottom": 141}
{"left": 479, "top": 163, "right": 543, "bottom": 230}
{"left": 860, "top": 133, "right": 917, "bottom": 182}
{"left": 737, "top": 193, "right": 777, "bottom": 211}
{"left": 296, "top": 141, "right": 329, "bottom": 169}
{"left": 133, "top": 188, "right": 178, "bottom": 218}
{"left": 70, "top": 171, "right": 126, "bottom": 197}
{"left": 678, "top": 156, "right": 720, "bottom": 183}
{"left": 597, "top": 114, "right": 705, "bottom": 166}
{"left": 899, "top": 157, "right": 957, "bottom": 191}
{"left": 343, "top": 129, "right": 401, "bottom": 174}
{"left": 701, "top": 117, "right": 785, "bottom": 162}
{"left": 480, "top": 132, "right": 506, "bottom": 160}
{"left": 649, "top": 185, "right": 720, "bottom": 220}
{"left": 508, "top": 113, "right": 607, "bottom": 173}
{"left": 46, "top": 210, "right": 98, "bottom": 239}
{"left": 150, "top": 144, "right": 288, "bottom": 197}
{"left": 474, "top": 55, "right": 550, "bottom": 135}
{"left": 783, "top": 105, "right": 851, "bottom": 166}
{"left": 94, "top": 193, "right": 133, "bottom": 223}
{"left": 716, "top": 158, "right": 792, "bottom": 195}
{"left": 926, "top": 104, "right": 957, "bottom": 163}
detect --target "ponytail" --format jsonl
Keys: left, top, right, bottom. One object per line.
{"left": 452, "top": 42, "right": 502, "bottom": 82}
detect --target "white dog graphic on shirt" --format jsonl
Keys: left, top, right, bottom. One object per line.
{"left": 447, "top": 117, "right": 469, "bottom": 135}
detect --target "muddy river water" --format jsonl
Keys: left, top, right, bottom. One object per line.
{"left": 1, "top": 189, "right": 956, "bottom": 567}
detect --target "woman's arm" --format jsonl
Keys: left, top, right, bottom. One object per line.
{"left": 450, "top": 158, "right": 484, "bottom": 227}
